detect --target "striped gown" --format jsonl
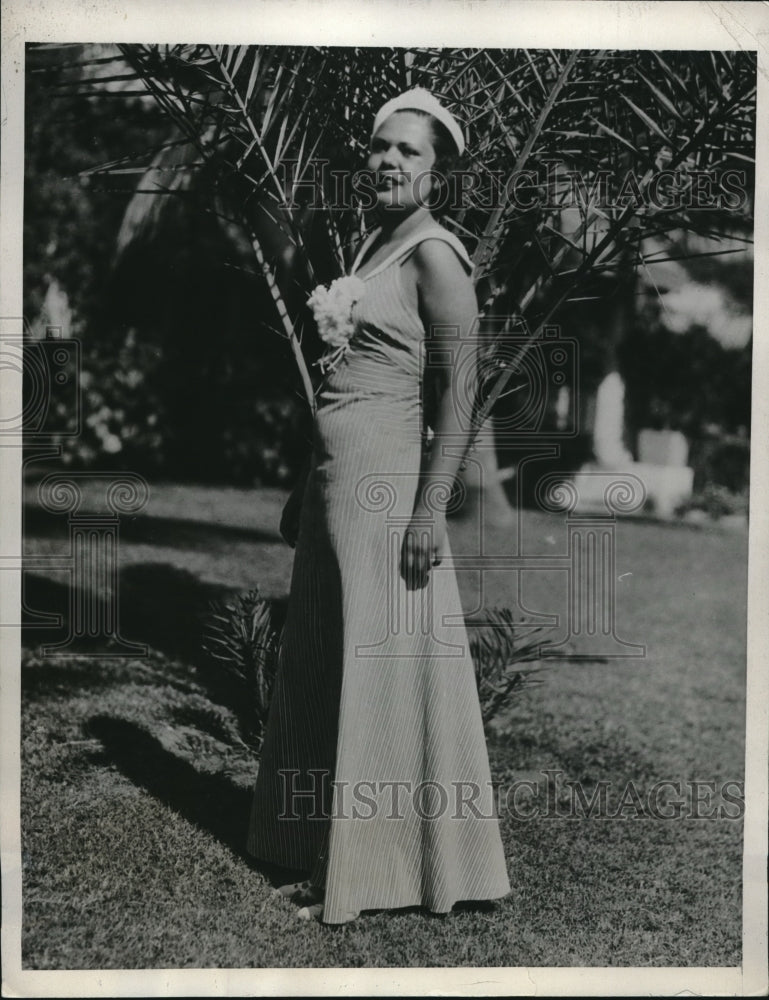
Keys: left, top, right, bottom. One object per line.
{"left": 247, "top": 224, "right": 511, "bottom": 923}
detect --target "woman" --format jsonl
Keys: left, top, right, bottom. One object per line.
{"left": 247, "top": 88, "right": 511, "bottom": 924}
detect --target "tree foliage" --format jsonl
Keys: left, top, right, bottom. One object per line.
{"left": 26, "top": 44, "right": 756, "bottom": 483}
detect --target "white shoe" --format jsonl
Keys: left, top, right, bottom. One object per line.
{"left": 274, "top": 880, "right": 311, "bottom": 899}
{"left": 297, "top": 902, "right": 324, "bottom": 921}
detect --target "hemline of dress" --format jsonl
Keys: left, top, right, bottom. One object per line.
{"left": 320, "top": 887, "right": 513, "bottom": 925}
{"left": 247, "top": 843, "right": 511, "bottom": 924}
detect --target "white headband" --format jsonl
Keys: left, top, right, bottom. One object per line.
{"left": 371, "top": 87, "right": 466, "bottom": 156}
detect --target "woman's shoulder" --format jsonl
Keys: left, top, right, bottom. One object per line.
{"left": 410, "top": 225, "right": 474, "bottom": 278}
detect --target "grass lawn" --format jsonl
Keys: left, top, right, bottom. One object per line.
{"left": 19, "top": 478, "right": 747, "bottom": 968}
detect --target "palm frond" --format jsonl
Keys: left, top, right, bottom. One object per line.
{"left": 467, "top": 607, "right": 554, "bottom": 724}
{"left": 41, "top": 43, "right": 755, "bottom": 438}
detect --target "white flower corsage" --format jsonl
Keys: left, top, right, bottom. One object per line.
{"left": 308, "top": 275, "right": 366, "bottom": 375}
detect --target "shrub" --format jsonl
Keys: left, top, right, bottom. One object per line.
{"left": 467, "top": 607, "right": 551, "bottom": 724}
{"left": 201, "top": 593, "right": 550, "bottom": 753}
{"left": 690, "top": 432, "right": 750, "bottom": 495}
{"left": 58, "top": 327, "right": 167, "bottom": 472}
{"left": 201, "top": 588, "right": 279, "bottom": 752}
{"left": 679, "top": 482, "right": 749, "bottom": 520}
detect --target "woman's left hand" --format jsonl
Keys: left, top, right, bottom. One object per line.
{"left": 400, "top": 502, "right": 447, "bottom": 590}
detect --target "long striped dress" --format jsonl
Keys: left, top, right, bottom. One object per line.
{"left": 247, "top": 223, "right": 511, "bottom": 924}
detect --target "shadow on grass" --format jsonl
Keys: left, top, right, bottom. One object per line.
{"left": 22, "top": 503, "right": 280, "bottom": 550}
{"left": 86, "top": 714, "right": 304, "bottom": 888}
{"left": 22, "top": 564, "right": 229, "bottom": 663}
{"left": 22, "top": 566, "right": 289, "bottom": 737}
{"left": 22, "top": 564, "right": 288, "bottom": 667}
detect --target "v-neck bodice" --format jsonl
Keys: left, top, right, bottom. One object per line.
{"left": 314, "top": 223, "right": 475, "bottom": 444}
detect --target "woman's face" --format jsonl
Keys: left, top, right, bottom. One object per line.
{"left": 367, "top": 111, "right": 438, "bottom": 216}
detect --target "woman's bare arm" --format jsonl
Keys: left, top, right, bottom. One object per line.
{"left": 400, "top": 239, "right": 479, "bottom": 588}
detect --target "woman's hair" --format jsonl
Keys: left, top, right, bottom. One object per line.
{"left": 391, "top": 108, "right": 461, "bottom": 216}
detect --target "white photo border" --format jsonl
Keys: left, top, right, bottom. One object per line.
{"left": 2, "top": 1, "right": 767, "bottom": 996}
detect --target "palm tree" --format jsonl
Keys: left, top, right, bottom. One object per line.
{"left": 58, "top": 44, "right": 756, "bottom": 505}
